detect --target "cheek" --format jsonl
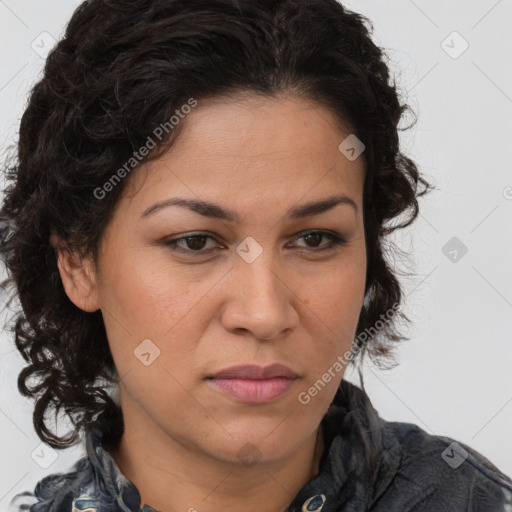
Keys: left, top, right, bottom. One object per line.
{"left": 97, "top": 248, "right": 207, "bottom": 338}
{"left": 301, "top": 261, "right": 365, "bottom": 335}
{"left": 296, "top": 262, "right": 365, "bottom": 395}
{"left": 95, "top": 254, "right": 213, "bottom": 388}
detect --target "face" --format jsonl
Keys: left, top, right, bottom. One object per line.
{"left": 64, "top": 93, "right": 367, "bottom": 466}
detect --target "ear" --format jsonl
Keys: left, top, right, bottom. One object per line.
{"left": 50, "top": 232, "right": 101, "bottom": 313}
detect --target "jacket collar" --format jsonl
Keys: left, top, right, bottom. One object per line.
{"left": 85, "top": 379, "right": 402, "bottom": 512}
{"left": 285, "top": 379, "right": 403, "bottom": 511}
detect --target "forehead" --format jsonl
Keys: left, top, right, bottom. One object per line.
{"left": 122, "top": 93, "right": 366, "bottom": 216}
{"left": 165, "top": 92, "right": 356, "bottom": 159}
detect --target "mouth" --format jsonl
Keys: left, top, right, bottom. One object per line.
{"left": 206, "top": 363, "right": 299, "bottom": 404}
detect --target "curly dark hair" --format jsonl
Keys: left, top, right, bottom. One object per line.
{"left": 0, "top": 0, "right": 433, "bottom": 450}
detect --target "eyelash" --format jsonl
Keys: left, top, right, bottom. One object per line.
{"left": 163, "top": 230, "right": 347, "bottom": 256}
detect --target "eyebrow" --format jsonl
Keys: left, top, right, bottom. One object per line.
{"left": 140, "top": 194, "right": 358, "bottom": 221}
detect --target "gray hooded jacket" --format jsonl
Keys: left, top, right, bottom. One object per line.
{"left": 9, "top": 380, "right": 512, "bottom": 512}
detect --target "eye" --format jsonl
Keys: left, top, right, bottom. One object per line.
{"left": 291, "top": 230, "right": 347, "bottom": 251}
{"left": 163, "top": 233, "right": 220, "bottom": 254}
{"left": 163, "top": 230, "right": 346, "bottom": 256}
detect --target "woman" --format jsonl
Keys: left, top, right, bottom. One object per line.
{"left": 2, "top": 1, "right": 511, "bottom": 511}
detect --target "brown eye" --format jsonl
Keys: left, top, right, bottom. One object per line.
{"left": 164, "top": 233, "right": 219, "bottom": 254}
{"left": 293, "top": 231, "right": 346, "bottom": 251}
{"left": 181, "top": 236, "right": 208, "bottom": 251}
{"left": 303, "top": 232, "right": 323, "bottom": 247}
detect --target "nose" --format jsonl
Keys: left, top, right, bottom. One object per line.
{"left": 220, "top": 248, "right": 299, "bottom": 340}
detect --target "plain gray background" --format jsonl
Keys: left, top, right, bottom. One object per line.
{"left": 1, "top": 0, "right": 511, "bottom": 509}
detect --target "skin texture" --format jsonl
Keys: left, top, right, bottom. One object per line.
{"left": 52, "top": 93, "right": 367, "bottom": 512}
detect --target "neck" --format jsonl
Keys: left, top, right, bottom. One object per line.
{"left": 109, "top": 413, "right": 325, "bottom": 512}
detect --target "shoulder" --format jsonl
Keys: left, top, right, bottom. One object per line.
{"left": 375, "top": 419, "right": 512, "bottom": 510}
{"left": 7, "top": 456, "right": 99, "bottom": 512}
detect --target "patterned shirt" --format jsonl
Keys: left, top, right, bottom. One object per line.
{"left": 9, "top": 380, "right": 512, "bottom": 511}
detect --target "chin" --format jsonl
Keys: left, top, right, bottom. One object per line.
{"left": 206, "top": 433, "right": 299, "bottom": 467}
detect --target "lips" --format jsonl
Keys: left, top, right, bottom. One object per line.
{"left": 206, "top": 364, "right": 299, "bottom": 404}
{"left": 208, "top": 363, "right": 298, "bottom": 380}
